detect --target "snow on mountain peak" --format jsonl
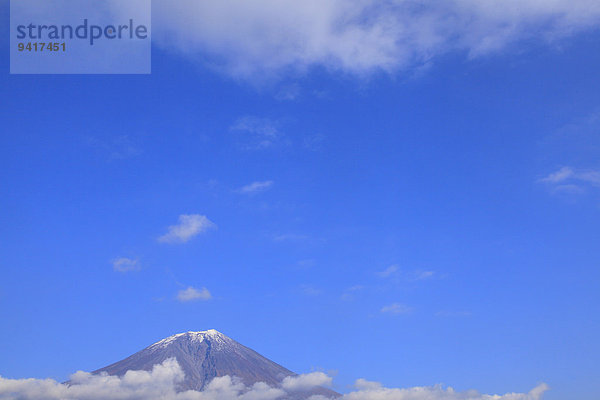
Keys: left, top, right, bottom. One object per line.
{"left": 148, "top": 330, "right": 229, "bottom": 350}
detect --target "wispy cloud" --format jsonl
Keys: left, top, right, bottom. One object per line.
{"left": 540, "top": 166, "right": 600, "bottom": 195}
{"left": 377, "top": 265, "right": 398, "bottom": 278}
{"left": 177, "top": 286, "right": 212, "bottom": 302}
{"left": 299, "top": 285, "right": 322, "bottom": 297}
{"left": 413, "top": 270, "right": 436, "bottom": 281}
{"left": 274, "top": 84, "right": 301, "bottom": 101}
{"left": 237, "top": 180, "right": 274, "bottom": 194}
{"left": 145, "top": 0, "right": 600, "bottom": 79}
{"left": 378, "top": 265, "right": 436, "bottom": 281}
{"left": 230, "top": 116, "right": 283, "bottom": 149}
{"left": 541, "top": 166, "right": 600, "bottom": 186}
{"left": 273, "top": 233, "right": 309, "bottom": 242}
{"left": 341, "top": 285, "right": 364, "bottom": 301}
{"left": 158, "top": 214, "right": 216, "bottom": 244}
{"left": 381, "top": 303, "right": 413, "bottom": 315}
{"left": 112, "top": 257, "right": 141, "bottom": 273}
{"left": 86, "top": 135, "right": 142, "bottom": 160}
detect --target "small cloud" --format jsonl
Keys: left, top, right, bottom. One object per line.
{"left": 158, "top": 214, "right": 216, "bottom": 244}
{"left": 413, "top": 270, "right": 435, "bottom": 280}
{"left": 300, "top": 285, "right": 322, "bottom": 297}
{"left": 378, "top": 266, "right": 437, "bottom": 281}
{"left": 539, "top": 166, "right": 600, "bottom": 195}
{"left": 230, "top": 116, "right": 283, "bottom": 149}
{"left": 273, "top": 233, "right": 309, "bottom": 242}
{"left": 275, "top": 84, "right": 300, "bottom": 101}
{"left": 381, "top": 303, "right": 412, "bottom": 315}
{"left": 86, "top": 135, "right": 142, "bottom": 160}
{"left": 302, "top": 134, "right": 325, "bottom": 151}
{"left": 112, "top": 257, "right": 141, "bottom": 272}
{"left": 281, "top": 372, "right": 332, "bottom": 391}
{"left": 237, "top": 180, "right": 274, "bottom": 194}
{"left": 540, "top": 166, "right": 575, "bottom": 184}
{"left": 377, "top": 265, "right": 398, "bottom": 278}
{"left": 177, "top": 286, "right": 212, "bottom": 302}
{"left": 341, "top": 285, "right": 363, "bottom": 301}
{"left": 354, "top": 379, "right": 383, "bottom": 391}
{"left": 552, "top": 184, "right": 585, "bottom": 195}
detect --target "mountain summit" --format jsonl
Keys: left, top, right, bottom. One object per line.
{"left": 94, "top": 330, "right": 338, "bottom": 398}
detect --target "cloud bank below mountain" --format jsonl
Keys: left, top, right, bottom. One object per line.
{"left": 0, "top": 359, "right": 548, "bottom": 400}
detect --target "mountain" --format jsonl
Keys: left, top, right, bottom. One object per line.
{"left": 93, "top": 329, "right": 339, "bottom": 399}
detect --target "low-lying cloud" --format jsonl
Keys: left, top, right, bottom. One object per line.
{"left": 0, "top": 359, "right": 549, "bottom": 400}
{"left": 282, "top": 372, "right": 332, "bottom": 391}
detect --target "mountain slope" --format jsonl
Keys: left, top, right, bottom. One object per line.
{"left": 93, "top": 330, "right": 338, "bottom": 398}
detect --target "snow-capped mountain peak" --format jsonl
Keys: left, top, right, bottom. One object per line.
{"left": 93, "top": 329, "right": 338, "bottom": 399}
{"left": 148, "top": 329, "right": 228, "bottom": 350}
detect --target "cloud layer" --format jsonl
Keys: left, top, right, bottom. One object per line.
{"left": 0, "top": 359, "right": 549, "bottom": 400}
{"left": 145, "top": 0, "right": 600, "bottom": 78}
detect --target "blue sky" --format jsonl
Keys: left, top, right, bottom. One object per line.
{"left": 1, "top": 1, "right": 600, "bottom": 400}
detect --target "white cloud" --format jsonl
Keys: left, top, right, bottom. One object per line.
{"left": 282, "top": 372, "right": 332, "bottom": 391}
{"left": 378, "top": 265, "right": 398, "bottom": 278}
{"left": 273, "top": 233, "right": 310, "bottom": 242}
{"left": 541, "top": 166, "right": 600, "bottom": 186}
{"left": 138, "top": 0, "right": 600, "bottom": 79}
{"left": 342, "top": 382, "right": 550, "bottom": 400}
{"left": 540, "top": 166, "right": 600, "bottom": 195}
{"left": 413, "top": 270, "right": 436, "bottom": 281}
{"left": 540, "top": 166, "right": 576, "bottom": 184}
{"left": 238, "top": 181, "right": 274, "bottom": 194}
{"left": 0, "top": 359, "right": 184, "bottom": 400}
{"left": 112, "top": 257, "right": 141, "bottom": 272}
{"left": 354, "top": 379, "right": 383, "bottom": 391}
{"left": 231, "top": 117, "right": 282, "bottom": 149}
{"left": 381, "top": 303, "right": 413, "bottom": 315}
{"left": 300, "top": 285, "right": 322, "bottom": 297}
{"left": 177, "top": 287, "right": 212, "bottom": 302}
{"left": 576, "top": 171, "right": 600, "bottom": 186}
{"left": 0, "top": 359, "right": 550, "bottom": 400}
{"left": 378, "top": 266, "right": 436, "bottom": 281}
{"left": 341, "top": 285, "right": 364, "bottom": 301}
{"left": 158, "top": 214, "right": 216, "bottom": 244}
{"left": 86, "top": 135, "right": 143, "bottom": 160}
